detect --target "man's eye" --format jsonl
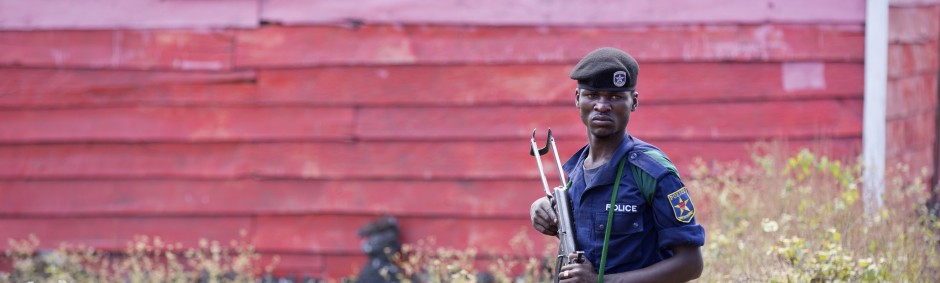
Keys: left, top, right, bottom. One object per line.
{"left": 587, "top": 94, "right": 599, "bottom": 99}
{"left": 611, "top": 96, "right": 623, "bottom": 101}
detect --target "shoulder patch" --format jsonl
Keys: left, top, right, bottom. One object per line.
{"left": 667, "top": 187, "right": 695, "bottom": 223}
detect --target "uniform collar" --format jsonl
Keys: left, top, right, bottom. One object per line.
{"left": 563, "top": 134, "right": 636, "bottom": 188}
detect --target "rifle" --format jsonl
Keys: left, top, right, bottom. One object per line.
{"left": 530, "top": 129, "right": 585, "bottom": 283}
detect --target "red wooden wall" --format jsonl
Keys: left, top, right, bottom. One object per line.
{"left": 4, "top": 0, "right": 926, "bottom": 279}
{"left": 887, "top": 0, "right": 940, "bottom": 180}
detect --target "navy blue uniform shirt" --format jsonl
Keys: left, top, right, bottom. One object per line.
{"left": 562, "top": 135, "right": 706, "bottom": 274}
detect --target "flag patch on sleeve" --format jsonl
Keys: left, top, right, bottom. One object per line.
{"left": 667, "top": 187, "right": 695, "bottom": 223}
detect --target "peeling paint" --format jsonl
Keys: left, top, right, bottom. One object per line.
{"left": 302, "top": 161, "right": 320, "bottom": 178}
{"left": 172, "top": 59, "right": 223, "bottom": 70}
{"left": 782, "top": 62, "right": 827, "bottom": 92}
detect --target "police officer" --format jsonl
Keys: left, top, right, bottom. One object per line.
{"left": 530, "top": 47, "right": 705, "bottom": 282}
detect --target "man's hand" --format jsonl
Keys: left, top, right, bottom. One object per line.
{"left": 530, "top": 195, "right": 558, "bottom": 236}
{"left": 559, "top": 252, "right": 597, "bottom": 283}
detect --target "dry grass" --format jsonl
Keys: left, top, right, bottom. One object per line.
{"left": 1, "top": 235, "right": 262, "bottom": 283}
{"left": 692, "top": 144, "right": 939, "bottom": 282}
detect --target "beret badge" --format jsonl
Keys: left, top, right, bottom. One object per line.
{"left": 613, "top": 71, "right": 627, "bottom": 87}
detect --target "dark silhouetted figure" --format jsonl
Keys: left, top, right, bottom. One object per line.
{"left": 354, "top": 217, "right": 404, "bottom": 283}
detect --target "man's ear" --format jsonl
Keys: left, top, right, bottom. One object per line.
{"left": 574, "top": 88, "right": 581, "bottom": 107}
{"left": 631, "top": 91, "right": 639, "bottom": 111}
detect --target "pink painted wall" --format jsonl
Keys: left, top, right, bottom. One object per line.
{"left": 2, "top": 0, "right": 864, "bottom": 29}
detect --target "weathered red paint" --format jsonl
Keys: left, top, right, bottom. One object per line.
{"left": 0, "top": 68, "right": 257, "bottom": 107}
{"left": 252, "top": 215, "right": 552, "bottom": 255}
{"left": 356, "top": 100, "right": 863, "bottom": 141}
{"left": 0, "top": 139, "right": 861, "bottom": 180}
{"left": 0, "top": 62, "right": 863, "bottom": 108}
{"left": 888, "top": 41, "right": 940, "bottom": 78}
{"left": 0, "top": 107, "right": 355, "bottom": 142}
{"left": 0, "top": 217, "right": 252, "bottom": 251}
{"left": 0, "top": 142, "right": 541, "bottom": 179}
{"left": 885, "top": 3, "right": 940, "bottom": 183}
{"left": 235, "top": 25, "right": 864, "bottom": 67}
{"left": 320, "top": 254, "right": 366, "bottom": 280}
{"left": 887, "top": 111, "right": 937, "bottom": 155}
{"left": 888, "top": 5, "right": 940, "bottom": 43}
{"left": 887, "top": 74, "right": 939, "bottom": 118}
{"left": 0, "top": 180, "right": 543, "bottom": 217}
{"left": 0, "top": 68, "right": 254, "bottom": 92}
{"left": 257, "top": 62, "right": 864, "bottom": 106}
{"left": 0, "top": 30, "right": 235, "bottom": 70}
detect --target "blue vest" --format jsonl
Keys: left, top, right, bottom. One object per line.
{"left": 562, "top": 135, "right": 706, "bottom": 274}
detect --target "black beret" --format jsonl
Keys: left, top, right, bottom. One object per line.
{"left": 569, "top": 47, "right": 639, "bottom": 92}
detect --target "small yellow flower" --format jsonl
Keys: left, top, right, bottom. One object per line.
{"left": 858, "top": 257, "right": 873, "bottom": 269}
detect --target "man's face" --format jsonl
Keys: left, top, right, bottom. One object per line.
{"left": 576, "top": 89, "right": 634, "bottom": 139}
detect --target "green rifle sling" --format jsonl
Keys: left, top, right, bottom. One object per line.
{"left": 597, "top": 156, "right": 627, "bottom": 283}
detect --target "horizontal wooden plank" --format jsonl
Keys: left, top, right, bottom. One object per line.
{"left": 887, "top": 111, "right": 937, "bottom": 155}
{"left": 0, "top": 0, "right": 258, "bottom": 30}
{"left": 235, "top": 24, "right": 864, "bottom": 67}
{"left": 0, "top": 68, "right": 257, "bottom": 108}
{"left": 0, "top": 101, "right": 862, "bottom": 143}
{"left": 258, "top": 62, "right": 863, "bottom": 106}
{"left": 257, "top": 253, "right": 331, "bottom": 280}
{"left": 260, "top": 0, "right": 864, "bottom": 26}
{"left": 0, "top": 62, "right": 862, "bottom": 108}
{"left": 889, "top": 41, "right": 939, "bottom": 78}
{"left": 257, "top": 64, "right": 573, "bottom": 106}
{"left": 0, "top": 30, "right": 234, "bottom": 70}
{"left": 0, "top": 68, "right": 254, "bottom": 93}
{"left": 319, "top": 254, "right": 364, "bottom": 281}
{"left": 357, "top": 100, "right": 863, "bottom": 141}
{"left": 0, "top": 140, "right": 861, "bottom": 180}
{"left": 0, "top": 217, "right": 252, "bottom": 251}
{"left": 887, "top": 74, "right": 939, "bottom": 118}
{"left": 253, "top": 216, "right": 552, "bottom": 256}
{"left": 889, "top": 5, "right": 940, "bottom": 43}
{"left": 0, "top": 142, "right": 556, "bottom": 180}
{"left": 0, "top": 215, "right": 536, "bottom": 260}
{"left": 0, "top": 180, "right": 541, "bottom": 218}
{"left": 0, "top": 106, "right": 354, "bottom": 143}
